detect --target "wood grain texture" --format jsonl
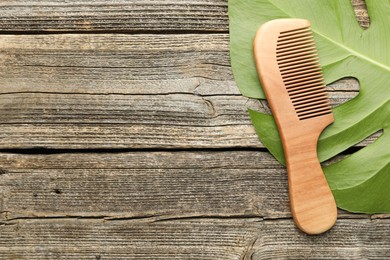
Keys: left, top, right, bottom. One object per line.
{"left": 0, "top": 151, "right": 287, "bottom": 219}
{"left": 0, "top": 218, "right": 388, "bottom": 259}
{"left": 0, "top": 0, "right": 228, "bottom": 33}
{"left": 253, "top": 219, "right": 390, "bottom": 259}
{"left": 0, "top": 33, "right": 375, "bottom": 149}
{"left": 0, "top": 150, "right": 389, "bottom": 259}
{"left": 0, "top": 151, "right": 384, "bottom": 221}
{"left": 0, "top": 0, "right": 368, "bottom": 33}
{"left": 0, "top": 218, "right": 260, "bottom": 259}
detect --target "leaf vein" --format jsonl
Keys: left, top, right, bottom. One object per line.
{"left": 268, "top": 0, "right": 390, "bottom": 73}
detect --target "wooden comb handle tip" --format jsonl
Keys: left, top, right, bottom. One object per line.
{"left": 284, "top": 120, "right": 337, "bottom": 235}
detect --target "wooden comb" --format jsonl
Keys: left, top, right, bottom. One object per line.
{"left": 253, "top": 19, "right": 337, "bottom": 234}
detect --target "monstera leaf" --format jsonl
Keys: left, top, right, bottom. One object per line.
{"left": 229, "top": 0, "right": 390, "bottom": 213}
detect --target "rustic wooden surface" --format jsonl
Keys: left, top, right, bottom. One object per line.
{"left": 0, "top": 0, "right": 388, "bottom": 259}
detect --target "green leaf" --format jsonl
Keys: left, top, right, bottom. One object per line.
{"left": 229, "top": 0, "right": 390, "bottom": 213}
{"left": 324, "top": 131, "right": 390, "bottom": 213}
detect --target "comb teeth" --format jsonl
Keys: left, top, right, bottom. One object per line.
{"left": 276, "top": 27, "right": 332, "bottom": 120}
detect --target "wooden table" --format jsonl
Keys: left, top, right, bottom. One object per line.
{"left": 0, "top": 0, "right": 388, "bottom": 259}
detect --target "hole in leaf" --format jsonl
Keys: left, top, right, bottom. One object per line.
{"left": 327, "top": 77, "right": 360, "bottom": 108}
{"left": 355, "top": 130, "right": 383, "bottom": 147}
{"left": 352, "top": 0, "right": 370, "bottom": 29}
{"left": 245, "top": 98, "right": 272, "bottom": 114}
{"left": 322, "top": 129, "right": 383, "bottom": 166}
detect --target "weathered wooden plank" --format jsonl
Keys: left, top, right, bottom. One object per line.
{"left": 0, "top": 151, "right": 382, "bottom": 220}
{"left": 0, "top": 34, "right": 232, "bottom": 93}
{"left": 0, "top": 0, "right": 368, "bottom": 33}
{"left": 0, "top": 218, "right": 388, "bottom": 259}
{"left": 0, "top": 91, "right": 363, "bottom": 149}
{"left": 0, "top": 218, "right": 260, "bottom": 259}
{"left": 0, "top": 92, "right": 357, "bottom": 125}
{"left": 0, "top": 0, "right": 228, "bottom": 33}
{"left": 0, "top": 33, "right": 358, "bottom": 98}
{"left": 0, "top": 151, "right": 287, "bottom": 219}
{"left": 0, "top": 33, "right": 374, "bottom": 149}
{"left": 252, "top": 219, "right": 390, "bottom": 259}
